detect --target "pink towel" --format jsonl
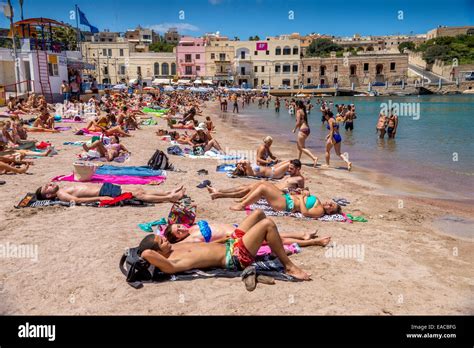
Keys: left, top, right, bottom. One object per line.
{"left": 59, "top": 119, "right": 84, "bottom": 123}
{"left": 52, "top": 173, "right": 166, "bottom": 185}
{"left": 257, "top": 243, "right": 300, "bottom": 256}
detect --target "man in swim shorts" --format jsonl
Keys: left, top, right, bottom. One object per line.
{"left": 35, "top": 182, "right": 186, "bottom": 204}
{"left": 138, "top": 210, "right": 311, "bottom": 279}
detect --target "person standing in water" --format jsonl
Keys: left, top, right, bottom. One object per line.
{"left": 292, "top": 100, "right": 318, "bottom": 167}
{"left": 376, "top": 112, "right": 387, "bottom": 138}
{"left": 344, "top": 104, "right": 357, "bottom": 131}
{"left": 387, "top": 108, "right": 398, "bottom": 139}
{"left": 275, "top": 97, "right": 281, "bottom": 113}
{"left": 323, "top": 110, "right": 352, "bottom": 171}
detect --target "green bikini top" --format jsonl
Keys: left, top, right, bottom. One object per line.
{"left": 305, "top": 195, "right": 317, "bottom": 209}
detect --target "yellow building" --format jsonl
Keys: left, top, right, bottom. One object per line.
{"left": 204, "top": 35, "right": 234, "bottom": 85}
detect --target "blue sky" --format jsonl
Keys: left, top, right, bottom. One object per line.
{"left": 1, "top": 0, "right": 473, "bottom": 38}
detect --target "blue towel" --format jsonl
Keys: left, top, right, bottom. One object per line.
{"left": 216, "top": 164, "right": 236, "bottom": 173}
{"left": 96, "top": 165, "right": 165, "bottom": 177}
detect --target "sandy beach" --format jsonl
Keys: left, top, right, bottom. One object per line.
{"left": 0, "top": 101, "right": 473, "bottom": 315}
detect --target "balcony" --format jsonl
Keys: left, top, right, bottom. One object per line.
{"left": 180, "top": 59, "right": 196, "bottom": 65}
{"left": 215, "top": 59, "right": 231, "bottom": 63}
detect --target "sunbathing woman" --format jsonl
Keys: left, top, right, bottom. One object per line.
{"left": 31, "top": 107, "right": 56, "bottom": 131}
{"left": 230, "top": 181, "right": 341, "bottom": 218}
{"left": 0, "top": 161, "right": 29, "bottom": 174}
{"left": 232, "top": 159, "right": 292, "bottom": 179}
{"left": 189, "top": 123, "right": 224, "bottom": 153}
{"left": 164, "top": 209, "right": 331, "bottom": 247}
{"left": 82, "top": 135, "right": 130, "bottom": 162}
{"left": 83, "top": 113, "right": 131, "bottom": 137}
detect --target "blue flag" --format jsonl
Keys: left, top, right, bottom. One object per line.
{"left": 77, "top": 7, "right": 99, "bottom": 33}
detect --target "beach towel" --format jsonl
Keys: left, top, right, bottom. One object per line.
{"left": 120, "top": 247, "right": 299, "bottom": 289}
{"left": 141, "top": 118, "right": 157, "bottom": 126}
{"left": 52, "top": 173, "right": 166, "bottom": 185}
{"left": 96, "top": 165, "right": 166, "bottom": 177}
{"left": 187, "top": 150, "right": 241, "bottom": 161}
{"left": 15, "top": 192, "right": 152, "bottom": 208}
{"left": 57, "top": 118, "right": 84, "bottom": 123}
{"left": 247, "top": 199, "right": 347, "bottom": 222}
{"left": 54, "top": 126, "right": 72, "bottom": 131}
{"left": 63, "top": 141, "right": 86, "bottom": 146}
{"left": 74, "top": 128, "right": 102, "bottom": 136}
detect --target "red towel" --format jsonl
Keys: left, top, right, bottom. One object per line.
{"left": 99, "top": 192, "right": 133, "bottom": 207}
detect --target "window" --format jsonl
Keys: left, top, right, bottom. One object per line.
{"left": 240, "top": 51, "right": 245, "bottom": 59}
{"left": 307, "top": 78, "right": 311, "bottom": 84}
{"left": 220, "top": 66, "right": 224, "bottom": 73}
{"left": 307, "top": 65, "right": 311, "bottom": 72}
{"left": 171, "top": 63, "right": 176, "bottom": 75}
{"left": 254, "top": 66, "right": 258, "bottom": 73}
{"left": 350, "top": 65, "right": 357, "bottom": 75}
{"left": 196, "top": 65, "right": 200, "bottom": 71}
{"left": 390, "top": 62, "right": 396, "bottom": 71}
{"left": 196, "top": 54, "right": 200, "bottom": 60}
{"left": 376, "top": 64, "right": 383, "bottom": 74}
{"left": 108, "top": 49, "right": 112, "bottom": 56}
{"left": 364, "top": 63, "right": 369, "bottom": 71}
{"left": 119, "top": 49, "right": 124, "bottom": 57}
{"left": 283, "top": 46, "right": 291, "bottom": 55}
{"left": 282, "top": 64, "right": 291, "bottom": 73}
{"left": 320, "top": 66, "right": 326, "bottom": 75}
{"left": 334, "top": 78, "right": 338, "bottom": 84}
{"left": 275, "top": 47, "right": 281, "bottom": 55}
{"left": 162, "top": 63, "right": 169, "bottom": 75}
{"left": 154, "top": 62, "right": 160, "bottom": 76}
{"left": 275, "top": 64, "right": 281, "bottom": 73}
{"left": 211, "top": 53, "right": 215, "bottom": 59}
{"left": 254, "top": 51, "right": 258, "bottom": 55}
{"left": 292, "top": 64, "right": 298, "bottom": 72}
{"left": 185, "top": 66, "right": 192, "bottom": 75}
{"left": 266, "top": 50, "right": 269, "bottom": 55}
{"left": 219, "top": 53, "right": 226, "bottom": 61}
{"left": 102, "top": 48, "right": 107, "bottom": 56}
{"left": 185, "top": 54, "right": 192, "bottom": 62}
{"left": 293, "top": 47, "right": 298, "bottom": 55}
{"left": 261, "top": 66, "right": 265, "bottom": 72}
{"left": 240, "top": 67, "right": 246, "bottom": 75}
{"left": 261, "top": 80, "right": 265, "bottom": 85}
{"left": 334, "top": 65, "right": 338, "bottom": 72}
{"left": 137, "top": 66, "right": 141, "bottom": 75}
{"left": 48, "top": 63, "right": 59, "bottom": 76}
{"left": 119, "top": 65, "right": 126, "bottom": 75}
{"left": 104, "top": 66, "right": 109, "bottom": 75}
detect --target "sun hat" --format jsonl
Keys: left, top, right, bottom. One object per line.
{"left": 195, "top": 122, "right": 207, "bottom": 131}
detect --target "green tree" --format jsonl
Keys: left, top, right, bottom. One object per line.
{"left": 398, "top": 41, "right": 415, "bottom": 53}
{"left": 249, "top": 35, "right": 260, "bottom": 41}
{"left": 52, "top": 26, "right": 78, "bottom": 51}
{"left": 423, "top": 45, "right": 450, "bottom": 64}
{"left": 149, "top": 41, "right": 176, "bottom": 53}
{"left": 305, "top": 38, "right": 343, "bottom": 57}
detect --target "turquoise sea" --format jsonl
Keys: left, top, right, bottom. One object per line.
{"left": 225, "top": 95, "right": 474, "bottom": 201}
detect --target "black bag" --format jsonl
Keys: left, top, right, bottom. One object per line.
{"left": 147, "top": 149, "right": 172, "bottom": 170}
{"left": 119, "top": 247, "right": 164, "bottom": 289}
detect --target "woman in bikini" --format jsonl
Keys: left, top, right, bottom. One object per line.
{"left": 292, "top": 100, "right": 318, "bottom": 167}
{"left": 324, "top": 110, "right": 352, "bottom": 171}
{"left": 82, "top": 135, "right": 129, "bottom": 162}
{"left": 230, "top": 182, "right": 341, "bottom": 218}
{"left": 231, "top": 159, "right": 292, "bottom": 179}
{"left": 376, "top": 111, "right": 387, "bottom": 139}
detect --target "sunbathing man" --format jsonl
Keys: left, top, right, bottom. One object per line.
{"left": 36, "top": 182, "right": 185, "bottom": 204}
{"left": 164, "top": 209, "right": 331, "bottom": 247}
{"left": 0, "top": 161, "right": 29, "bottom": 174}
{"left": 229, "top": 182, "right": 341, "bottom": 218}
{"left": 82, "top": 135, "right": 130, "bottom": 162}
{"left": 139, "top": 209, "right": 311, "bottom": 280}
{"left": 208, "top": 159, "right": 304, "bottom": 200}
{"left": 31, "top": 107, "right": 55, "bottom": 130}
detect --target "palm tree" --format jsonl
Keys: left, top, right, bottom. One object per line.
{"left": 53, "top": 25, "right": 78, "bottom": 51}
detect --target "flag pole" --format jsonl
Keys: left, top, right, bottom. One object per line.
{"left": 75, "top": 4, "right": 82, "bottom": 56}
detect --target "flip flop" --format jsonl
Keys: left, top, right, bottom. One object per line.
{"left": 196, "top": 180, "right": 211, "bottom": 189}
{"left": 241, "top": 266, "right": 257, "bottom": 292}
{"left": 256, "top": 275, "right": 275, "bottom": 285}
{"left": 197, "top": 169, "right": 208, "bottom": 175}
{"left": 0, "top": 180, "right": 5, "bottom": 185}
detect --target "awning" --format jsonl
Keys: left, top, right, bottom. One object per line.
{"left": 152, "top": 78, "right": 171, "bottom": 85}
{"left": 202, "top": 80, "right": 214, "bottom": 85}
{"left": 177, "top": 79, "right": 192, "bottom": 85}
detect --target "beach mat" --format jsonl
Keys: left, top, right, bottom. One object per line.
{"left": 247, "top": 199, "right": 348, "bottom": 222}
{"left": 95, "top": 165, "right": 166, "bottom": 177}
{"left": 120, "top": 247, "right": 299, "bottom": 289}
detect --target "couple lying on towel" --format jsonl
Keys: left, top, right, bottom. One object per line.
{"left": 163, "top": 210, "right": 331, "bottom": 248}
{"left": 139, "top": 209, "right": 311, "bottom": 280}
{"left": 36, "top": 182, "right": 185, "bottom": 204}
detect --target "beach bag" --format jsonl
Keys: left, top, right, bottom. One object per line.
{"left": 119, "top": 247, "right": 156, "bottom": 289}
{"left": 147, "top": 150, "right": 171, "bottom": 170}
{"left": 168, "top": 196, "right": 196, "bottom": 225}
{"left": 193, "top": 146, "right": 205, "bottom": 156}
{"left": 73, "top": 161, "right": 98, "bottom": 182}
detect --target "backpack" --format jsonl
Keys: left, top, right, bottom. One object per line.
{"left": 119, "top": 247, "right": 165, "bottom": 289}
{"left": 147, "top": 149, "right": 172, "bottom": 170}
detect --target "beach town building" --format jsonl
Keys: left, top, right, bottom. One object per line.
{"left": 176, "top": 36, "right": 206, "bottom": 80}
{"left": 125, "top": 26, "right": 159, "bottom": 52}
{"left": 301, "top": 52, "right": 408, "bottom": 87}
{"left": 426, "top": 25, "right": 474, "bottom": 39}
{"left": 163, "top": 27, "right": 181, "bottom": 45}
{"left": 333, "top": 34, "right": 426, "bottom": 53}
{"left": 233, "top": 35, "right": 301, "bottom": 88}
{"left": 127, "top": 51, "right": 176, "bottom": 86}
{"left": 92, "top": 30, "right": 121, "bottom": 43}
{"left": 204, "top": 33, "right": 234, "bottom": 85}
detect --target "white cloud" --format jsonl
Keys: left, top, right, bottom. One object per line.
{"left": 147, "top": 23, "right": 199, "bottom": 33}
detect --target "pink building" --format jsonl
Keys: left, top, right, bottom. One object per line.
{"left": 176, "top": 36, "right": 206, "bottom": 79}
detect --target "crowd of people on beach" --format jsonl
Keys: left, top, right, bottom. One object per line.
{"left": 1, "top": 86, "right": 394, "bottom": 286}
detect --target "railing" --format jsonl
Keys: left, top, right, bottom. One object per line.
{"left": 1, "top": 80, "right": 33, "bottom": 94}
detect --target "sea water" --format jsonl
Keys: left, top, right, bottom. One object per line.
{"left": 225, "top": 95, "right": 474, "bottom": 201}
